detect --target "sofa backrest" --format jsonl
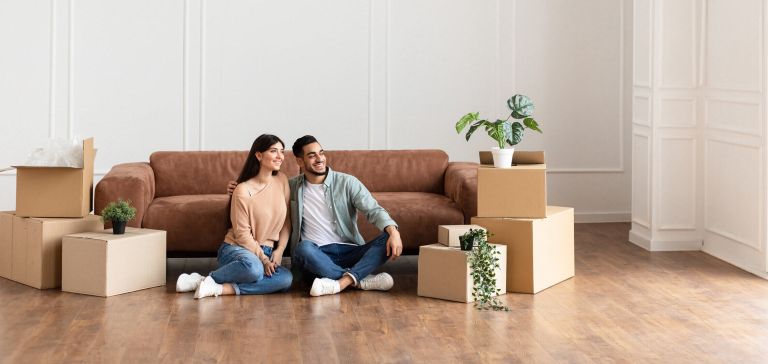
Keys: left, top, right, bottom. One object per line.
{"left": 150, "top": 149, "right": 448, "bottom": 197}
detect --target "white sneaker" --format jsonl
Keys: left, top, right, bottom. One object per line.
{"left": 194, "top": 276, "right": 223, "bottom": 299}
{"left": 176, "top": 272, "right": 204, "bottom": 292}
{"left": 309, "top": 278, "right": 341, "bottom": 297}
{"left": 358, "top": 273, "right": 394, "bottom": 291}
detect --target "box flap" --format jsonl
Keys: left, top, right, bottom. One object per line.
{"left": 479, "top": 150, "right": 545, "bottom": 166}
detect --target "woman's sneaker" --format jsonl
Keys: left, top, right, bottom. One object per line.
{"left": 194, "top": 276, "right": 223, "bottom": 299}
{"left": 176, "top": 272, "right": 205, "bottom": 292}
{"left": 358, "top": 273, "right": 394, "bottom": 291}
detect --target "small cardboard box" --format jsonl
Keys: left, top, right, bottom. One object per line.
{"left": 0, "top": 211, "right": 103, "bottom": 289}
{"left": 14, "top": 138, "right": 95, "bottom": 218}
{"left": 477, "top": 151, "right": 546, "bottom": 218}
{"left": 472, "top": 206, "right": 574, "bottom": 294}
{"left": 437, "top": 225, "right": 486, "bottom": 247}
{"left": 62, "top": 228, "right": 166, "bottom": 297}
{"left": 417, "top": 243, "right": 507, "bottom": 303}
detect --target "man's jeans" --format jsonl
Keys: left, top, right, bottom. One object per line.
{"left": 292, "top": 232, "right": 389, "bottom": 285}
{"left": 210, "top": 243, "right": 293, "bottom": 295}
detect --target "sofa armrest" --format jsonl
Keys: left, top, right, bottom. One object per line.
{"left": 444, "top": 162, "right": 478, "bottom": 224}
{"left": 95, "top": 162, "right": 155, "bottom": 228}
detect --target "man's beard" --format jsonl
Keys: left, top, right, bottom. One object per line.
{"left": 305, "top": 164, "right": 328, "bottom": 176}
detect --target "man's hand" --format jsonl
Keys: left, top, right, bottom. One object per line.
{"left": 227, "top": 181, "right": 237, "bottom": 196}
{"left": 385, "top": 225, "right": 403, "bottom": 261}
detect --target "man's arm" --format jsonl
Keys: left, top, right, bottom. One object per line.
{"left": 349, "top": 177, "right": 403, "bottom": 260}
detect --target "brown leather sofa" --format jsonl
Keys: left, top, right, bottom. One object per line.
{"left": 95, "top": 150, "right": 478, "bottom": 256}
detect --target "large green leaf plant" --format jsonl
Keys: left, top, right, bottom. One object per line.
{"left": 455, "top": 94, "right": 542, "bottom": 149}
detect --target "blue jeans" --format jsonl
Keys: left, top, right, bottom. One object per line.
{"left": 210, "top": 243, "right": 293, "bottom": 295}
{"left": 292, "top": 232, "right": 389, "bottom": 285}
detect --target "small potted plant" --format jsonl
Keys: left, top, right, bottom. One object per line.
{"left": 100, "top": 198, "right": 136, "bottom": 234}
{"left": 459, "top": 228, "right": 485, "bottom": 251}
{"left": 455, "top": 94, "right": 542, "bottom": 168}
{"left": 465, "top": 231, "right": 510, "bottom": 311}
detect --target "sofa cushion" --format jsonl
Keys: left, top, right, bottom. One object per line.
{"left": 142, "top": 194, "right": 230, "bottom": 254}
{"left": 143, "top": 192, "right": 463, "bottom": 255}
{"left": 150, "top": 151, "right": 300, "bottom": 197}
{"left": 151, "top": 149, "right": 447, "bottom": 197}
{"left": 356, "top": 192, "right": 465, "bottom": 252}
{"left": 326, "top": 150, "right": 448, "bottom": 193}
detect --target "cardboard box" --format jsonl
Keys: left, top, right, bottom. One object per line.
{"left": 472, "top": 206, "right": 574, "bottom": 294}
{"left": 14, "top": 138, "right": 95, "bottom": 217}
{"left": 0, "top": 211, "right": 103, "bottom": 289}
{"left": 437, "top": 225, "right": 486, "bottom": 247}
{"left": 62, "top": 228, "right": 166, "bottom": 297}
{"left": 417, "top": 243, "right": 507, "bottom": 303}
{"left": 477, "top": 151, "right": 546, "bottom": 218}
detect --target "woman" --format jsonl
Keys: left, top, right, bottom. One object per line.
{"left": 176, "top": 134, "right": 293, "bottom": 298}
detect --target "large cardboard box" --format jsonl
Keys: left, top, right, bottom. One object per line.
{"left": 437, "top": 224, "right": 486, "bottom": 247}
{"left": 14, "top": 138, "right": 95, "bottom": 218}
{"left": 0, "top": 211, "right": 103, "bottom": 289}
{"left": 477, "top": 151, "right": 546, "bottom": 218}
{"left": 472, "top": 206, "right": 574, "bottom": 294}
{"left": 417, "top": 243, "right": 507, "bottom": 303}
{"left": 62, "top": 228, "right": 166, "bottom": 297}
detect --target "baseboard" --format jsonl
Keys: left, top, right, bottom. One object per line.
{"left": 575, "top": 211, "right": 630, "bottom": 223}
{"left": 628, "top": 230, "right": 702, "bottom": 251}
{"left": 628, "top": 229, "right": 651, "bottom": 250}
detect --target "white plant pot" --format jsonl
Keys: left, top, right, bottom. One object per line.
{"left": 491, "top": 147, "right": 514, "bottom": 168}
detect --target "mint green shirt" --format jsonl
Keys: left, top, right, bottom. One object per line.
{"left": 288, "top": 168, "right": 397, "bottom": 252}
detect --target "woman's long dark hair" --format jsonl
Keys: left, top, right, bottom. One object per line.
{"left": 226, "top": 134, "right": 285, "bottom": 230}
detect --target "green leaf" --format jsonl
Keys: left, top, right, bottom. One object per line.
{"left": 465, "top": 120, "right": 486, "bottom": 142}
{"left": 523, "top": 117, "right": 542, "bottom": 133}
{"left": 456, "top": 112, "right": 479, "bottom": 133}
{"left": 505, "top": 122, "right": 524, "bottom": 146}
{"left": 507, "top": 94, "right": 535, "bottom": 119}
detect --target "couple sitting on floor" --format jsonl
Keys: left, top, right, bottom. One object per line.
{"left": 176, "top": 134, "right": 403, "bottom": 299}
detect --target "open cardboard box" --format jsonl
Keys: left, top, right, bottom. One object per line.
{"left": 12, "top": 138, "right": 95, "bottom": 218}
{"left": 477, "top": 150, "right": 547, "bottom": 218}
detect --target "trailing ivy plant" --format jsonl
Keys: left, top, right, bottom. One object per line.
{"left": 455, "top": 94, "right": 542, "bottom": 149}
{"left": 463, "top": 229, "right": 510, "bottom": 311}
{"left": 100, "top": 198, "right": 137, "bottom": 223}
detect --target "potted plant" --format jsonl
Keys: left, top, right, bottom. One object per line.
{"left": 459, "top": 228, "right": 485, "bottom": 251}
{"left": 461, "top": 229, "right": 510, "bottom": 311}
{"left": 100, "top": 198, "right": 136, "bottom": 234}
{"left": 455, "top": 94, "right": 542, "bottom": 168}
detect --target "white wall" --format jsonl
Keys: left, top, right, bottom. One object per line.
{"left": 630, "top": 0, "right": 768, "bottom": 277}
{"left": 0, "top": 0, "right": 631, "bottom": 223}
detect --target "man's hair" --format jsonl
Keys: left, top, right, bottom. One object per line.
{"left": 292, "top": 135, "right": 319, "bottom": 157}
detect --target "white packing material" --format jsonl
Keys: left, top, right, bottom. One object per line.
{"left": 22, "top": 137, "right": 84, "bottom": 168}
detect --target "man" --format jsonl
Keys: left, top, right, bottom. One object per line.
{"left": 229, "top": 135, "right": 403, "bottom": 297}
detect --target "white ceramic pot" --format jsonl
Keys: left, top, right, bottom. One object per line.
{"left": 491, "top": 147, "right": 514, "bottom": 168}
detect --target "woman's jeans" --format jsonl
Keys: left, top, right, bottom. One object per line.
{"left": 210, "top": 243, "right": 293, "bottom": 295}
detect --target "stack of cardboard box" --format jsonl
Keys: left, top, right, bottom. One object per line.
{"left": 0, "top": 138, "right": 166, "bottom": 296}
{"left": 472, "top": 151, "right": 575, "bottom": 294}
{"left": 0, "top": 138, "right": 103, "bottom": 289}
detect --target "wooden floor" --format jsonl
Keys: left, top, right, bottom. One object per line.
{"left": 2, "top": 223, "right": 768, "bottom": 363}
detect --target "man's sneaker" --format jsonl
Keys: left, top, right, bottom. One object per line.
{"left": 309, "top": 278, "right": 341, "bottom": 297}
{"left": 176, "top": 272, "right": 204, "bottom": 292}
{"left": 194, "top": 276, "right": 223, "bottom": 299}
{"left": 358, "top": 273, "right": 394, "bottom": 291}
